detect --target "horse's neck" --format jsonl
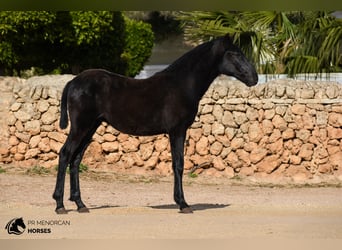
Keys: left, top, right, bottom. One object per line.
{"left": 186, "top": 61, "right": 220, "bottom": 101}
{"left": 160, "top": 42, "right": 222, "bottom": 101}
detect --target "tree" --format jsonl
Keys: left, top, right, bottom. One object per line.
{"left": 0, "top": 11, "right": 154, "bottom": 77}
{"left": 65, "top": 11, "right": 126, "bottom": 74}
{"left": 284, "top": 11, "right": 342, "bottom": 77}
{"left": 0, "top": 11, "right": 57, "bottom": 75}
{"left": 121, "top": 16, "right": 154, "bottom": 76}
{"left": 124, "top": 11, "right": 182, "bottom": 42}
{"left": 177, "top": 11, "right": 342, "bottom": 77}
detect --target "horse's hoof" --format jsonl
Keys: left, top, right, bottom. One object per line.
{"left": 78, "top": 207, "right": 90, "bottom": 213}
{"left": 55, "top": 207, "right": 68, "bottom": 214}
{"left": 180, "top": 207, "right": 193, "bottom": 214}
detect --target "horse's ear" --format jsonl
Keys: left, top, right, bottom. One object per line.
{"left": 223, "top": 33, "right": 233, "bottom": 43}
{"left": 221, "top": 33, "right": 235, "bottom": 50}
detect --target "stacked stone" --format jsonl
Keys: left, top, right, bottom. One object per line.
{"left": 8, "top": 88, "right": 59, "bottom": 164}
{"left": 2, "top": 76, "right": 74, "bottom": 167}
{"left": 0, "top": 75, "right": 342, "bottom": 182}
{"left": 85, "top": 125, "right": 172, "bottom": 175}
{"left": 188, "top": 78, "right": 342, "bottom": 181}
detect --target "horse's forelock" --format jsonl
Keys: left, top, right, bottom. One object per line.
{"left": 217, "top": 34, "right": 242, "bottom": 53}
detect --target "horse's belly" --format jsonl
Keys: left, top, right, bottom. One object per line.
{"left": 105, "top": 113, "right": 167, "bottom": 136}
{"left": 113, "top": 124, "right": 167, "bottom": 136}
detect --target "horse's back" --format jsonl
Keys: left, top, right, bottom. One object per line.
{"left": 71, "top": 69, "right": 129, "bottom": 89}
{"left": 65, "top": 69, "right": 198, "bottom": 136}
{"left": 66, "top": 69, "right": 164, "bottom": 134}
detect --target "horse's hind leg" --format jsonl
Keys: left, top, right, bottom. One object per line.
{"left": 53, "top": 136, "right": 74, "bottom": 214}
{"left": 69, "top": 145, "right": 89, "bottom": 213}
{"left": 69, "top": 122, "right": 100, "bottom": 213}
{"left": 53, "top": 121, "right": 98, "bottom": 214}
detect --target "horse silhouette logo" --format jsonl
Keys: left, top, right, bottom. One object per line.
{"left": 5, "top": 217, "right": 26, "bottom": 235}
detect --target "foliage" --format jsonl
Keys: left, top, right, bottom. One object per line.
{"left": 78, "top": 163, "right": 89, "bottom": 173}
{"left": 54, "top": 162, "right": 89, "bottom": 173}
{"left": 188, "top": 172, "right": 198, "bottom": 178}
{"left": 121, "top": 16, "right": 154, "bottom": 76}
{"left": 284, "top": 11, "right": 342, "bottom": 76}
{"left": 66, "top": 11, "right": 126, "bottom": 74}
{"left": 0, "top": 11, "right": 154, "bottom": 77}
{"left": 146, "top": 11, "right": 182, "bottom": 42}
{"left": 177, "top": 11, "right": 342, "bottom": 76}
{"left": 0, "top": 166, "right": 5, "bottom": 173}
{"left": 125, "top": 11, "right": 182, "bottom": 42}
{"left": 0, "top": 11, "right": 57, "bottom": 75}
{"left": 26, "top": 165, "right": 51, "bottom": 176}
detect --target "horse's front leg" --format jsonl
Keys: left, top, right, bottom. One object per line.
{"left": 169, "top": 130, "right": 193, "bottom": 213}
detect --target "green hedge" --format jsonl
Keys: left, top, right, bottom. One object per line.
{"left": 0, "top": 11, "right": 154, "bottom": 77}
{"left": 122, "top": 16, "right": 154, "bottom": 76}
{"left": 0, "top": 11, "right": 57, "bottom": 75}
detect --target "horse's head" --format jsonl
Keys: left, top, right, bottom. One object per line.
{"left": 218, "top": 35, "right": 258, "bottom": 87}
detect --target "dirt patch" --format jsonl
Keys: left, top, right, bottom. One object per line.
{"left": 0, "top": 166, "right": 342, "bottom": 239}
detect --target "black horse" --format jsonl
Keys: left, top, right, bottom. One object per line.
{"left": 53, "top": 34, "right": 258, "bottom": 214}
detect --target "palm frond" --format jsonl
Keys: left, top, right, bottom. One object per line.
{"left": 286, "top": 55, "right": 320, "bottom": 77}
{"left": 320, "top": 21, "right": 342, "bottom": 68}
{"left": 176, "top": 11, "right": 238, "bottom": 44}
{"left": 177, "top": 11, "right": 342, "bottom": 76}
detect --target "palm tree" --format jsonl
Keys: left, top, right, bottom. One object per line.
{"left": 176, "top": 11, "right": 342, "bottom": 77}
{"left": 285, "top": 11, "right": 342, "bottom": 77}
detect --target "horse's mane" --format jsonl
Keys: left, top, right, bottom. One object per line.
{"left": 160, "top": 37, "right": 223, "bottom": 74}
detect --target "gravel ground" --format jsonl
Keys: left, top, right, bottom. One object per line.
{"left": 0, "top": 169, "right": 342, "bottom": 239}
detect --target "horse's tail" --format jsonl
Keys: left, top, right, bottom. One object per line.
{"left": 59, "top": 80, "right": 71, "bottom": 129}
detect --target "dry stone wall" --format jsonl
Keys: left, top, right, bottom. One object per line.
{"left": 0, "top": 75, "right": 342, "bottom": 182}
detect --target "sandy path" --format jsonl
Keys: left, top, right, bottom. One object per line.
{"left": 0, "top": 172, "right": 342, "bottom": 239}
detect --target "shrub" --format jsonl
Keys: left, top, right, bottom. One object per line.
{"left": 65, "top": 11, "right": 126, "bottom": 74}
{"left": 0, "top": 11, "right": 154, "bottom": 77}
{"left": 122, "top": 16, "right": 154, "bottom": 76}
{"left": 0, "top": 11, "right": 57, "bottom": 75}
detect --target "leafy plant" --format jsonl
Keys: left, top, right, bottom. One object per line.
{"left": 0, "top": 11, "right": 154, "bottom": 77}
{"left": 0, "top": 166, "right": 5, "bottom": 173}
{"left": 188, "top": 172, "right": 198, "bottom": 178}
{"left": 0, "top": 11, "right": 57, "bottom": 75}
{"left": 26, "top": 165, "right": 51, "bottom": 175}
{"left": 122, "top": 16, "right": 154, "bottom": 76}
{"left": 177, "top": 11, "right": 342, "bottom": 77}
{"left": 78, "top": 163, "right": 89, "bottom": 173}
{"left": 284, "top": 11, "right": 342, "bottom": 77}
{"left": 66, "top": 11, "right": 126, "bottom": 74}
{"left": 54, "top": 162, "right": 89, "bottom": 173}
